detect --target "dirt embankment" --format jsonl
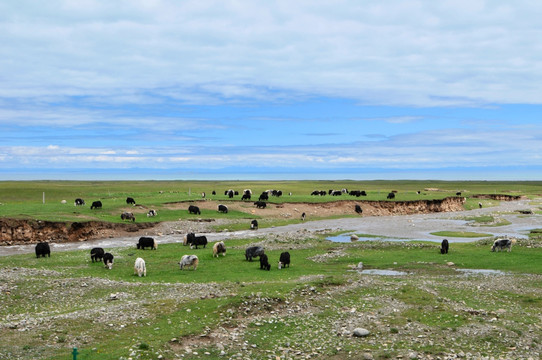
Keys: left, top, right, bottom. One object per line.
{"left": 0, "top": 220, "right": 155, "bottom": 246}
{"left": 471, "top": 194, "right": 525, "bottom": 201}
{"left": 0, "top": 197, "right": 466, "bottom": 246}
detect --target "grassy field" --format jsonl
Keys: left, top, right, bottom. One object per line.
{"left": 1, "top": 180, "right": 541, "bottom": 222}
{"left": 1, "top": 236, "right": 542, "bottom": 359}
{"left": 1, "top": 180, "right": 542, "bottom": 359}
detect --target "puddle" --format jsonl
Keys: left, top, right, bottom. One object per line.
{"left": 456, "top": 268, "right": 507, "bottom": 276}
{"left": 327, "top": 233, "right": 407, "bottom": 243}
{"left": 359, "top": 269, "right": 408, "bottom": 276}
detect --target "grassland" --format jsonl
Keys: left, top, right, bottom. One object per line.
{"left": 0, "top": 180, "right": 540, "bottom": 223}
{"left": 1, "top": 236, "right": 541, "bottom": 360}
{"left": 1, "top": 180, "right": 542, "bottom": 359}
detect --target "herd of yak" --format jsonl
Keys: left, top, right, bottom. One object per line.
{"left": 72, "top": 187, "right": 376, "bottom": 224}
{"left": 34, "top": 233, "right": 291, "bottom": 276}
{"left": 33, "top": 188, "right": 514, "bottom": 278}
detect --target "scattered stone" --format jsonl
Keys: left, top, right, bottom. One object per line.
{"left": 352, "top": 328, "right": 370, "bottom": 337}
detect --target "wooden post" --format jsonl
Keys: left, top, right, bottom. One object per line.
{"left": 43, "top": 192, "right": 45, "bottom": 204}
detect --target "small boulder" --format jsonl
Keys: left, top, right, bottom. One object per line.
{"left": 350, "top": 234, "right": 359, "bottom": 241}
{"left": 352, "top": 328, "right": 370, "bottom": 337}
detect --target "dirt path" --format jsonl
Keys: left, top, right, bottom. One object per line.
{"left": 1, "top": 199, "right": 539, "bottom": 256}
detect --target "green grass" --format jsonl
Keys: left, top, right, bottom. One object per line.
{"left": 1, "top": 238, "right": 542, "bottom": 359}
{"left": 2, "top": 180, "right": 542, "bottom": 359}
{"left": 2, "top": 180, "right": 541, "bottom": 222}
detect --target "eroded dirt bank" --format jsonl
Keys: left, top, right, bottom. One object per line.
{"left": 0, "top": 197, "right": 466, "bottom": 246}
{"left": 0, "top": 219, "right": 155, "bottom": 246}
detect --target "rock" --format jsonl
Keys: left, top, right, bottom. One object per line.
{"left": 350, "top": 234, "right": 359, "bottom": 241}
{"left": 357, "top": 262, "right": 363, "bottom": 270}
{"left": 408, "top": 351, "right": 418, "bottom": 359}
{"left": 447, "top": 262, "right": 455, "bottom": 266}
{"left": 352, "top": 328, "right": 370, "bottom": 337}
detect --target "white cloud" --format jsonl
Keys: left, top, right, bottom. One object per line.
{"left": 1, "top": 1, "right": 542, "bottom": 106}
{"left": 1, "top": 124, "right": 540, "bottom": 173}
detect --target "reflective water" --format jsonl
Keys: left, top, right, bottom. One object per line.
{"left": 327, "top": 233, "right": 407, "bottom": 243}
{"left": 359, "top": 269, "right": 408, "bottom": 276}
{"left": 456, "top": 268, "right": 508, "bottom": 276}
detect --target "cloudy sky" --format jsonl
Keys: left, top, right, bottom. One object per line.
{"left": 1, "top": 1, "right": 541, "bottom": 180}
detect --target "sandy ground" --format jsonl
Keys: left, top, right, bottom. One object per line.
{"left": 1, "top": 198, "right": 540, "bottom": 256}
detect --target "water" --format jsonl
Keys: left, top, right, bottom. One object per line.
{"left": 327, "top": 233, "right": 408, "bottom": 243}
{"left": 456, "top": 268, "right": 508, "bottom": 276}
{"left": 359, "top": 269, "right": 408, "bottom": 276}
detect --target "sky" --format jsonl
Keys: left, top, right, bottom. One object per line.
{"left": 1, "top": 1, "right": 542, "bottom": 181}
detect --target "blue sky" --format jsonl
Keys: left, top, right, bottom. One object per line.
{"left": 1, "top": 1, "right": 542, "bottom": 180}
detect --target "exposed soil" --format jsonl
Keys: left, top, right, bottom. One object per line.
{"left": 0, "top": 197, "right": 466, "bottom": 246}
{"left": 0, "top": 219, "right": 155, "bottom": 246}
{"left": 169, "top": 196, "right": 467, "bottom": 218}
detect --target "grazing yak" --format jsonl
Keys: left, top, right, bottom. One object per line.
{"left": 301, "top": 212, "right": 306, "bottom": 221}
{"left": 35, "top": 242, "right": 50, "bottom": 258}
{"left": 126, "top": 197, "right": 136, "bottom": 205}
{"left": 245, "top": 246, "right": 265, "bottom": 262}
{"left": 241, "top": 189, "right": 252, "bottom": 200}
{"left": 355, "top": 204, "right": 363, "bottom": 214}
{"left": 74, "top": 198, "right": 85, "bottom": 206}
{"left": 188, "top": 205, "right": 201, "bottom": 215}
{"left": 491, "top": 238, "right": 514, "bottom": 252}
{"left": 250, "top": 219, "right": 259, "bottom": 230}
{"left": 121, "top": 212, "right": 135, "bottom": 222}
{"left": 254, "top": 201, "right": 266, "bottom": 209}
{"left": 387, "top": 192, "right": 395, "bottom": 200}
{"left": 185, "top": 233, "right": 208, "bottom": 249}
{"left": 179, "top": 255, "right": 199, "bottom": 270}
{"left": 218, "top": 204, "right": 228, "bottom": 213}
{"left": 190, "top": 235, "right": 208, "bottom": 249}
{"left": 103, "top": 253, "right": 114, "bottom": 269}
{"left": 137, "top": 236, "right": 157, "bottom": 250}
{"left": 440, "top": 239, "right": 449, "bottom": 254}
{"left": 90, "top": 201, "right": 102, "bottom": 209}
{"left": 213, "top": 241, "right": 226, "bottom": 257}
{"left": 134, "top": 257, "right": 146, "bottom": 277}
{"left": 90, "top": 247, "right": 105, "bottom": 263}
{"left": 226, "top": 189, "right": 234, "bottom": 198}
{"left": 147, "top": 209, "right": 157, "bottom": 217}
{"left": 258, "top": 192, "right": 269, "bottom": 201}
{"left": 259, "top": 253, "right": 271, "bottom": 271}
{"left": 278, "top": 252, "right": 290, "bottom": 269}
